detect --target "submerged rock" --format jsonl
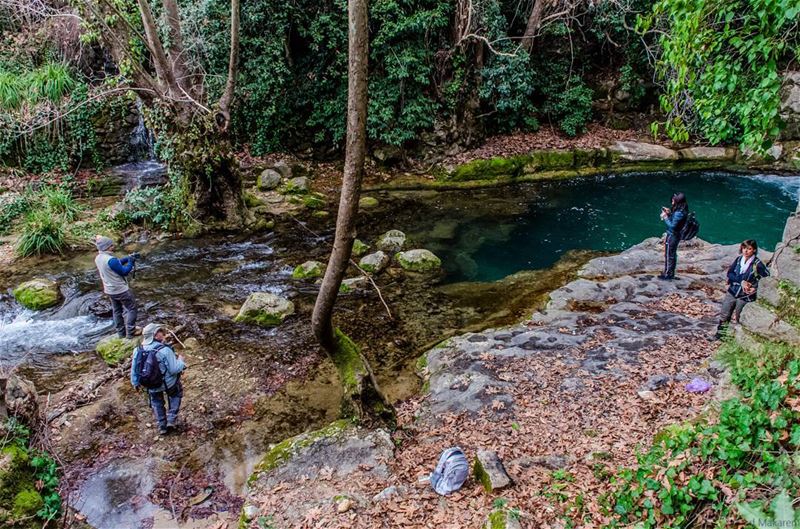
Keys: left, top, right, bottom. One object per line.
{"left": 376, "top": 230, "right": 407, "bottom": 253}
{"left": 13, "top": 278, "right": 61, "bottom": 311}
{"left": 235, "top": 292, "right": 295, "bottom": 327}
{"left": 292, "top": 260, "right": 325, "bottom": 280}
{"left": 359, "top": 251, "right": 390, "bottom": 274}
{"left": 396, "top": 249, "right": 442, "bottom": 273}
{"left": 96, "top": 336, "right": 138, "bottom": 366}
{"left": 257, "top": 169, "right": 282, "bottom": 191}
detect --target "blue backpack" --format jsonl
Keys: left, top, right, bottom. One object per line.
{"left": 136, "top": 344, "right": 165, "bottom": 389}
{"left": 430, "top": 447, "right": 469, "bottom": 495}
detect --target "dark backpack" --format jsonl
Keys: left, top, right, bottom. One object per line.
{"left": 136, "top": 344, "right": 165, "bottom": 389}
{"left": 680, "top": 212, "right": 700, "bottom": 241}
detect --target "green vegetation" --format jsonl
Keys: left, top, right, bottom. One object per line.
{"left": 0, "top": 418, "right": 61, "bottom": 528}
{"left": 6, "top": 185, "right": 82, "bottom": 257}
{"left": 603, "top": 340, "right": 800, "bottom": 528}
{"left": 96, "top": 336, "right": 138, "bottom": 366}
{"left": 641, "top": 0, "right": 800, "bottom": 151}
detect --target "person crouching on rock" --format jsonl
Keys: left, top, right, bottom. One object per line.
{"left": 131, "top": 323, "right": 186, "bottom": 435}
{"left": 94, "top": 235, "right": 140, "bottom": 338}
{"left": 714, "top": 239, "right": 770, "bottom": 340}
{"left": 659, "top": 192, "right": 688, "bottom": 280}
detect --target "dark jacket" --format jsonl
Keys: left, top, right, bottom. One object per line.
{"left": 663, "top": 209, "right": 686, "bottom": 236}
{"left": 727, "top": 255, "right": 770, "bottom": 301}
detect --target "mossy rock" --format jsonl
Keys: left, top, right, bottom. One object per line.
{"left": 302, "top": 193, "right": 325, "bottom": 209}
{"left": 312, "top": 210, "right": 330, "bottom": 218}
{"left": 376, "top": 230, "right": 407, "bottom": 253}
{"left": 13, "top": 279, "right": 61, "bottom": 311}
{"left": 448, "top": 156, "right": 525, "bottom": 182}
{"left": 96, "top": 336, "right": 138, "bottom": 366}
{"left": 292, "top": 260, "right": 325, "bottom": 279}
{"left": 282, "top": 177, "right": 309, "bottom": 194}
{"left": 243, "top": 191, "right": 265, "bottom": 208}
{"left": 358, "top": 251, "right": 390, "bottom": 274}
{"left": 352, "top": 239, "right": 369, "bottom": 257}
{"left": 12, "top": 488, "right": 43, "bottom": 519}
{"left": 359, "top": 196, "right": 379, "bottom": 209}
{"left": 257, "top": 169, "right": 282, "bottom": 191}
{"left": 235, "top": 292, "right": 295, "bottom": 327}
{"left": 251, "top": 419, "right": 351, "bottom": 478}
{"left": 396, "top": 249, "right": 442, "bottom": 273}
{"left": 339, "top": 277, "right": 368, "bottom": 294}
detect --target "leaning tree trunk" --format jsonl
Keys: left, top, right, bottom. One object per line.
{"left": 311, "top": 0, "right": 390, "bottom": 420}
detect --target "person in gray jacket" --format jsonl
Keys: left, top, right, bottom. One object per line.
{"left": 131, "top": 323, "right": 186, "bottom": 435}
{"left": 94, "top": 235, "right": 139, "bottom": 338}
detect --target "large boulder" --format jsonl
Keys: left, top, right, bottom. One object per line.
{"left": 257, "top": 169, "right": 282, "bottom": 191}
{"left": 739, "top": 303, "right": 800, "bottom": 346}
{"left": 235, "top": 292, "right": 295, "bottom": 327}
{"left": 772, "top": 243, "right": 800, "bottom": 288}
{"left": 13, "top": 278, "right": 61, "bottom": 311}
{"left": 358, "top": 251, "right": 390, "bottom": 274}
{"left": 96, "top": 336, "right": 138, "bottom": 366}
{"left": 376, "top": 230, "right": 407, "bottom": 253}
{"left": 292, "top": 260, "right": 325, "bottom": 280}
{"left": 396, "top": 249, "right": 442, "bottom": 273}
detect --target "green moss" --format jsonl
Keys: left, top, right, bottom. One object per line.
{"left": 234, "top": 311, "right": 284, "bottom": 327}
{"left": 333, "top": 329, "right": 365, "bottom": 390}
{"left": 448, "top": 156, "right": 526, "bottom": 182}
{"left": 359, "top": 196, "right": 379, "bottom": 209}
{"left": 487, "top": 509, "right": 509, "bottom": 529}
{"left": 13, "top": 279, "right": 61, "bottom": 311}
{"left": 292, "top": 261, "right": 324, "bottom": 279}
{"left": 535, "top": 149, "right": 575, "bottom": 170}
{"left": 95, "top": 336, "right": 138, "bottom": 366}
{"left": 396, "top": 250, "right": 442, "bottom": 272}
{"left": 243, "top": 192, "right": 264, "bottom": 208}
{"left": 474, "top": 457, "right": 493, "bottom": 492}
{"left": 302, "top": 194, "right": 325, "bottom": 209}
{"left": 352, "top": 239, "right": 369, "bottom": 257}
{"left": 250, "top": 419, "right": 352, "bottom": 480}
{"left": 312, "top": 210, "right": 329, "bottom": 218}
{"left": 12, "top": 489, "right": 43, "bottom": 518}
{"left": 415, "top": 354, "right": 428, "bottom": 372}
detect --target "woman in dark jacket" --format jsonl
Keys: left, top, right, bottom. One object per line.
{"left": 659, "top": 192, "right": 688, "bottom": 280}
{"left": 714, "top": 239, "right": 770, "bottom": 339}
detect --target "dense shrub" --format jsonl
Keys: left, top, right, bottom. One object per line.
{"left": 16, "top": 208, "right": 67, "bottom": 256}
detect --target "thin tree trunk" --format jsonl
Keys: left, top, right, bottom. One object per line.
{"left": 135, "top": 0, "right": 178, "bottom": 95}
{"left": 162, "top": 0, "right": 193, "bottom": 97}
{"left": 311, "top": 0, "right": 369, "bottom": 352}
{"left": 217, "top": 0, "right": 241, "bottom": 131}
{"left": 522, "top": 0, "right": 547, "bottom": 52}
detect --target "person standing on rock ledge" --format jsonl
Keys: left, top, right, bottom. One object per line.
{"left": 659, "top": 192, "right": 688, "bottom": 280}
{"left": 714, "top": 239, "right": 770, "bottom": 340}
{"left": 94, "top": 235, "right": 141, "bottom": 338}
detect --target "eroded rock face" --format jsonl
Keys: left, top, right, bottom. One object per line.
{"left": 5, "top": 374, "right": 38, "bottom": 424}
{"left": 13, "top": 278, "right": 61, "bottom": 311}
{"left": 235, "top": 292, "right": 295, "bottom": 327}
{"left": 781, "top": 72, "right": 800, "bottom": 140}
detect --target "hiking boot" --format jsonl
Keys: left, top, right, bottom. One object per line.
{"left": 657, "top": 274, "right": 674, "bottom": 280}
{"left": 128, "top": 326, "right": 143, "bottom": 338}
{"left": 158, "top": 425, "right": 169, "bottom": 435}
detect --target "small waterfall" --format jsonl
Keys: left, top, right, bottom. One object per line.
{"left": 129, "top": 98, "right": 155, "bottom": 162}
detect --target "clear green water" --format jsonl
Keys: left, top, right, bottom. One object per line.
{"left": 380, "top": 172, "right": 800, "bottom": 283}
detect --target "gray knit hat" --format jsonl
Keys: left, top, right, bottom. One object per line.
{"left": 95, "top": 235, "right": 114, "bottom": 251}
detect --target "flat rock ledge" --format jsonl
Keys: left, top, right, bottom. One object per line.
{"left": 416, "top": 237, "right": 740, "bottom": 424}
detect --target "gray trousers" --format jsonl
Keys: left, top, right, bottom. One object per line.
{"left": 719, "top": 292, "right": 748, "bottom": 325}
{"left": 109, "top": 290, "right": 138, "bottom": 338}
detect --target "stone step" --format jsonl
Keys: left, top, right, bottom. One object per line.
{"left": 739, "top": 302, "right": 800, "bottom": 346}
